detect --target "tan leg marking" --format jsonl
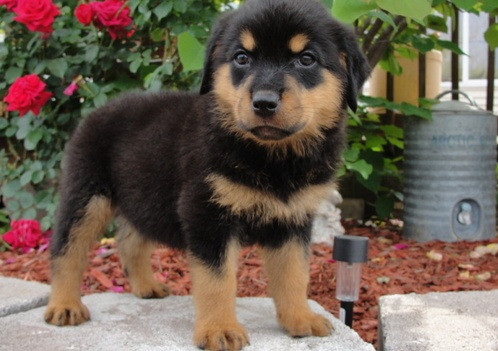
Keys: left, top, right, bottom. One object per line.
{"left": 191, "top": 240, "right": 249, "bottom": 351}
{"left": 44, "top": 196, "right": 113, "bottom": 326}
{"left": 261, "top": 240, "right": 333, "bottom": 337}
{"left": 116, "top": 218, "right": 170, "bottom": 298}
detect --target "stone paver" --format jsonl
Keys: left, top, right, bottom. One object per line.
{"left": 0, "top": 276, "right": 50, "bottom": 317}
{"left": 378, "top": 289, "right": 498, "bottom": 351}
{"left": 0, "top": 292, "right": 374, "bottom": 351}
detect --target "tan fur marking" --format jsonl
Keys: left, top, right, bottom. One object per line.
{"left": 212, "top": 64, "right": 344, "bottom": 157}
{"left": 240, "top": 30, "right": 256, "bottom": 51}
{"left": 116, "top": 218, "right": 170, "bottom": 298}
{"left": 261, "top": 240, "right": 333, "bottom": 337}
{"left": 289, "top": 34, "right": 309, "bottom": 53}
{"left": 206, "top": 173, "right": 336, "bottom": 224}
{"left": 44, "top": 196, "right": 113, "bottom": 326}
{"left": 191, "top": 240, "right": 249, "bottom": 350}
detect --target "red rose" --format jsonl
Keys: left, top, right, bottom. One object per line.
{"left": 2, "top": 219, "right": 43, "bottom": 251}
{"left": 91, "top": 0, "right": 132, "bottom": 39}
{"left": 75, "top": 3, "right": 94, "bottom": 26}
{"left": 0, "top": 0, "right": 17, "bottom": 11}
{"left": 13, "top": 0, "right": 60, "bottom": 34}
{"left": 4, "top": 74, "right": 52, "bottom": 116}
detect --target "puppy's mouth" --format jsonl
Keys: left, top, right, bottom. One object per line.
{"left": 249, "top": 126, "right": 292, "bottom": 140}
{"left": 236, "top": 121, "right": 305, "bottom": 141}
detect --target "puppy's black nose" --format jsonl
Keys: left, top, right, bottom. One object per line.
{"left": 252, "top": 91, "right": 280, "bottom": 117}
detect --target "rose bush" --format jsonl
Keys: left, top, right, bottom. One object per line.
{"left": 0, "top": 0, "right": 231, "bottom": 237}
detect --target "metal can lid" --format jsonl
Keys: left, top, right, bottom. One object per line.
{"left": 333, "top": 235, "right": 369, "bottom": 263}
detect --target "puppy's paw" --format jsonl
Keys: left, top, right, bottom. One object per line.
{"left": 132, "top": 281, "right": 170, "bottom": 299}
{"left": 44, "top": 301, "right": 90, "bottom": 326}
{"left": 194, "top": 321, "right": 249, "bottom": 351}
{"left": 280, "top": 312, "right": 333, "bottom": 337}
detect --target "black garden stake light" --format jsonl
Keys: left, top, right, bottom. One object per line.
{"left": 333, "top": 235, "right": 369, "bottom": 328}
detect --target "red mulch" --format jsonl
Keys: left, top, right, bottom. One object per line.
{"left": 1, "top": 220, "right": 497, "bottom": 348}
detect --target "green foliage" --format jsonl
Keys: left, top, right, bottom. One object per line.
{"left": 0, "top": 0, "right": 231, "bottom": 231}
{"left": 338, "top": 97, "right": 433, "bottom": 218}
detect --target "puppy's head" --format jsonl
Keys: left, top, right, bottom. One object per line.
{"left": 201, "top": 0, "right": 370, "bottom": 153}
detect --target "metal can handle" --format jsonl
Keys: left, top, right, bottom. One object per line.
{"left": 435, "top": 90, "right": 481, "bottom": 108}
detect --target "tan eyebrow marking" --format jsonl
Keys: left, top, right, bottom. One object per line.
{"left": 289, "top": 34, "right": 309, "bottom": 53}
{"left": 240, "top": 30, "right": 256, "bottom": 51}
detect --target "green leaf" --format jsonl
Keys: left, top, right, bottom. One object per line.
{"left": 0, "top": 118, "right": 8, "bottom": 130}
{"left": 451, "top": 0, "right": 478, "bottom": 11}
{"left": 20, "top": 171, "right": 33, "bottom": 186}
{"left": 425, "top": 14, "right": 448, "bottom": 32}
{"left": 365, "top": 134, "right": 387, "bottom": 150}
{"left": 5, "top": 66, "right": 23, "bottom": 84}
{"left": 375, "top": 196, "right": 394, "bottom": 218}
{"left": 31, "top": 170, "right": 45, "bottom": 184}
{"left": 386, "top": 136, "right": 404, "bottom": 149}
{"left": 343, "top": 148, "right": 360, "bottom": 162}
{"left": 379, "top": 52, "right": 402, "bottom": 75}
{"left": 129, "top": 58, "right": 142, "bottom": 73}
{"left": 411, "top": 36, "right": 435, "bottom": 53}
{"left": 94, "top": 93, "right": 108, "bottom": 108}
{"left": 380, "top": 125, "right": 403, "bottom": 138}
{"left": 24, "top": 129, "right": 43, "bottom": 150}
{"left": 368, "top": 10, "right": 397, "bottom": 30}
{"left": 484, "top": 24, "right": 498, "bottom": 50}
{"left": 377, "top": 0, "right": 432, "bottom": 21}
{"left": 85, "top": 45, "right": 99, "bottom": 63}
{"left": 399, "top": 102, "right": 432, "bottom": 119}
{"left": 437, "top": 39, "right": 466, "bottom": 55}
{"left": 177, "top": 31, "right": 205, "bottom": 71}
{"left": 482, "top": 0, "right": 498, "bottom": 12}
{"left": 331, "top": 0, "right": 376, "bottom": 23}
{"left": 356, "top": 170, "right": 381, "bottom": 192}
{"left": 153, "top": 1, "right": 173, "bottom": 20}
{"left": 346, "top": 159, "right": 373, "bottom": 180}
{"left": 22, "top": 208, "right": 37, "bottom": 219}
{"left": 150, "top": 28, "right": 165, "bottom": 42}
{"left": 395, "top": 46, "right": 418, "bottom": 60}
{"left": 173, "top": 0, "right": 187, "bottom": 13}
{"left": 18, "top": 191, "right": 34, "bottom": 209}
{"left": 47, "top": 59, "right": 68, "bottom": 79}
{"left": 2, "top": 179, "right": 21, "bottom": 198}
{"left": 16, "top": 115, "right": 32, "bottom": 140}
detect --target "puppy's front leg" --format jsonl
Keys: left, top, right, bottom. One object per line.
{"left": 261, "top": 238, "right": 333, "bottom": 337}
{"left": 190, "top": 239, "right": 249, "bottom": 351}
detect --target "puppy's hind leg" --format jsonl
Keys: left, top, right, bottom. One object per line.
{"left": 116, "top": 218, "right": 170, "bottom": 299}
{"left": 44, "top": 196, "right": 113, "bottom": 326}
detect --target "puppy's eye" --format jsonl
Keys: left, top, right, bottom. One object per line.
{"left": 298, "top": 53, "right": 315, "bottom": 67}
{"left": 234, "top": 52, "right": 249, "bottom": 66}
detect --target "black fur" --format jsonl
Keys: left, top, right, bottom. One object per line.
{"left": 51, "top": 0, "right": 369, "bottom": 270}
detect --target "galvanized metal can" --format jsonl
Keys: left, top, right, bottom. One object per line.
{"left": 403, "top": 91, "right": 497, "bottom": 242}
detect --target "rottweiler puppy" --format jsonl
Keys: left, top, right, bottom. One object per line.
{"left": 44, "top": 0, "right": 369, "bottom": 349}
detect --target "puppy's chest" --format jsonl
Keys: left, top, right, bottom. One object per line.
{"left": 205, "top": 172, "right": 336, "bottom": 225}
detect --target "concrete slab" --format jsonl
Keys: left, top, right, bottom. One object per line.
{"left": 378, "top": 290, "right": 498, "bottom": 351}
{"left": 0, "top": 293, "right": 374, "bottom": 351}
{"left": 0, "top": 276, "right": 50, "bottom": 317}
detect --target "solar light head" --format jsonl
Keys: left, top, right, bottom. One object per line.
{"left": 333, "top": 235, "right": 369, "bottom": 327}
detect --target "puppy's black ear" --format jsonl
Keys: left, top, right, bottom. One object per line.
{"left": 200, "top": 12, "right": 234, "bottom": 95}
{"left": 339, "top": 28, "right": 370, "bottom": 111}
